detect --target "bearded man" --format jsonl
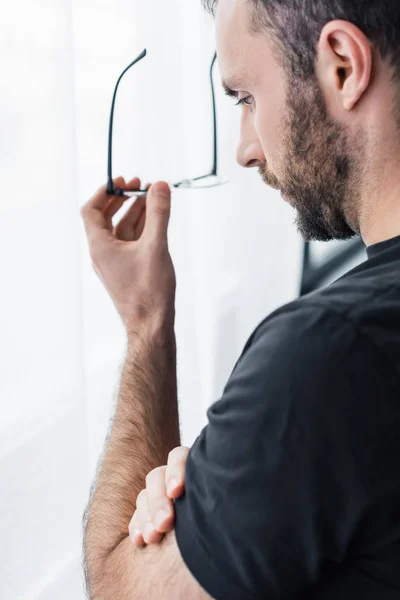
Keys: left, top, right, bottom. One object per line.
{"left": 82, "top": 1, "right": 400, "bottom": 598}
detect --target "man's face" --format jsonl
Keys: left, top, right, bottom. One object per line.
{"left": 216, "top": 0, "right": 363, "bottom": 242}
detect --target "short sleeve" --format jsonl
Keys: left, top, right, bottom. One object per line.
{"left": 174, "top": 303, "right": 398, "bottom": 600}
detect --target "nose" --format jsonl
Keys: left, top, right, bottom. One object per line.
{"left": 236, "top": 113, "right": 265, "bottom": 168}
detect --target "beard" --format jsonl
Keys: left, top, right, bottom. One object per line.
{"left": 260, "top": 76, "right": 365, "bottom": 242}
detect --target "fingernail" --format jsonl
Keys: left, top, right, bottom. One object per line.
{"left": 167, "top": 477, "right": 178, "bottom": 495}
{"left": 156, "top": 508, "right": 171, "bottom": 528}
{"left": 153, "top": 182, "right": 170, "bottom": 197}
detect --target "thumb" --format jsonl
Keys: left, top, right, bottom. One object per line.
{"left": 144, "top": 181, "right": 171, "bottom": 243}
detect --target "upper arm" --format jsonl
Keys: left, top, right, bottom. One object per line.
{"left": 93, "top": 531, "right": 213, "bottom": 600}
{"left": 172, "top": 304, "right": 397, "bottom": 599}
{"left": 91, "top": 304, "right": 397, "bottom": 600}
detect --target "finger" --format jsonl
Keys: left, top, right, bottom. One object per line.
{"left": 81, "top": 176, "right": 126, "bottom": 242}
{"left": 136, "top": 488, "right": 147, "bottom": 510}
{"left": 104, "top": 197, "right": 127, "bottom": 221}
{"left": 146, "top": 466, "right": 175, "bottom": 534}
{"left": 114, "top": 196, "right": 146, "bottom": 242}
{"left": 113, "top": 181, "right": 149, "bottom": 241}
{"left": 87, "top": 176, "right": 126, "bottom": 211}
{"left": 136, "top": 488, "right": 165, "bottom": 545}
{"left": 134, "top": 205, "right": 147, "bottom": 241}
{"left": 125, "top": 177, "right": 141, "bottom": 190}
{"left": 142, "top": 181, "right": 172, "bottom": 245}
{"left": 103, "top": 178, "right": 142, "bottom": 222}
{"left": 116, "top": 180, "right": 149, "bottom": 241}
{"left": 166, "top": 446, "right": 190, "bottom": 499}
{"left": 142, "top": 522, "right": 164, "bottom": 546}
{"left": 129, "top": 511, "right": 146, "bottom": 547}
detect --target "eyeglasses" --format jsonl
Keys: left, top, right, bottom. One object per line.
{"left": 106, "top": 49, "right": 228, "bottom": 198}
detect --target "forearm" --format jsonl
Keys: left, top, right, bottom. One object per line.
{"left": 83, "top": 321, "right": 181, "bottom": 593}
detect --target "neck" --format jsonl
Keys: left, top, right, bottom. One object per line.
{"left": 361, "top": 185, "right": 400, "bottom": 247}
{"left": 358, "top": 145, "right": 400, "bottom": 247}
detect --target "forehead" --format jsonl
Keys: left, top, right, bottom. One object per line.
{"left": 215, "top": 0, "right": 252, "bottom": 76}
{"left": 215, "top": 0, "right": 273, "bottom": 90}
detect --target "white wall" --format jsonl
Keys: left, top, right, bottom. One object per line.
{"left": 0, "top": 1, "right": 304, "bottom": 598}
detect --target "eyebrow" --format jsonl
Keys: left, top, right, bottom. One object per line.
{"left": 221, "top": 76, "right": 247, "bottom": 98}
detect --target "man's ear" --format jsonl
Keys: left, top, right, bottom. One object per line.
{"left": 316, "top": 20, "right": 373, "bottom": 112}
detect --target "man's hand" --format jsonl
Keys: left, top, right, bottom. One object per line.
{"left": 129, "top": 446, "right": 189, "bottom": 547}
{"left": 80, "top": 176, "right": 176, "bottom": 334}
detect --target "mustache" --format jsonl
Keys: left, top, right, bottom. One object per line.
{"left": 259, "top": 166, "right": 280, "bottom": 191}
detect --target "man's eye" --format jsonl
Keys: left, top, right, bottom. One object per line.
{"left": 235, "top": 95, "right": 253, "bottom": 108}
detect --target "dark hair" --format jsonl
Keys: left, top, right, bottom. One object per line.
{"left": 202, "top": 0, "right": 400, "bottom": 84}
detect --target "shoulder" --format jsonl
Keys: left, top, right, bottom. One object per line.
{"left": 248, "top": 276, "right": 400, "bottom": 387}
{"left": 217, "top": 295, "right": 398, "bottom": 428}
{"left": 209, "top": 301, "right": 341, "bottom": 431}
{"left": 242, "top": 297, "right": 352, "bottom": 369}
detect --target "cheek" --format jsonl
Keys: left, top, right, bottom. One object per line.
{"left": 256, "top": 102, "right": 284, "bottom": 168}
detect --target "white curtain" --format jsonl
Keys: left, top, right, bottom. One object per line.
{"left": 0, "top": 1, "right": 301, "bottom": 597}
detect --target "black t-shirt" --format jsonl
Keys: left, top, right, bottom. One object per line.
{"left": 175, "top": 234, "right": 400, "bottom": 600}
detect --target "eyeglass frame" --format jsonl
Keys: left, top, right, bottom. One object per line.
{"left": 106, "top": 49, "right": 224, "bottom": 198}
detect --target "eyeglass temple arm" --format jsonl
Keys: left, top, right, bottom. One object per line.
{"left": 107, "top": 49, "right": 147, "bottom": 195}
{"left": 210, "top": 51, "right": 218, "bottom": 177}
{"left": 177, "top": 51, "right": 218, "bottom": 186}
